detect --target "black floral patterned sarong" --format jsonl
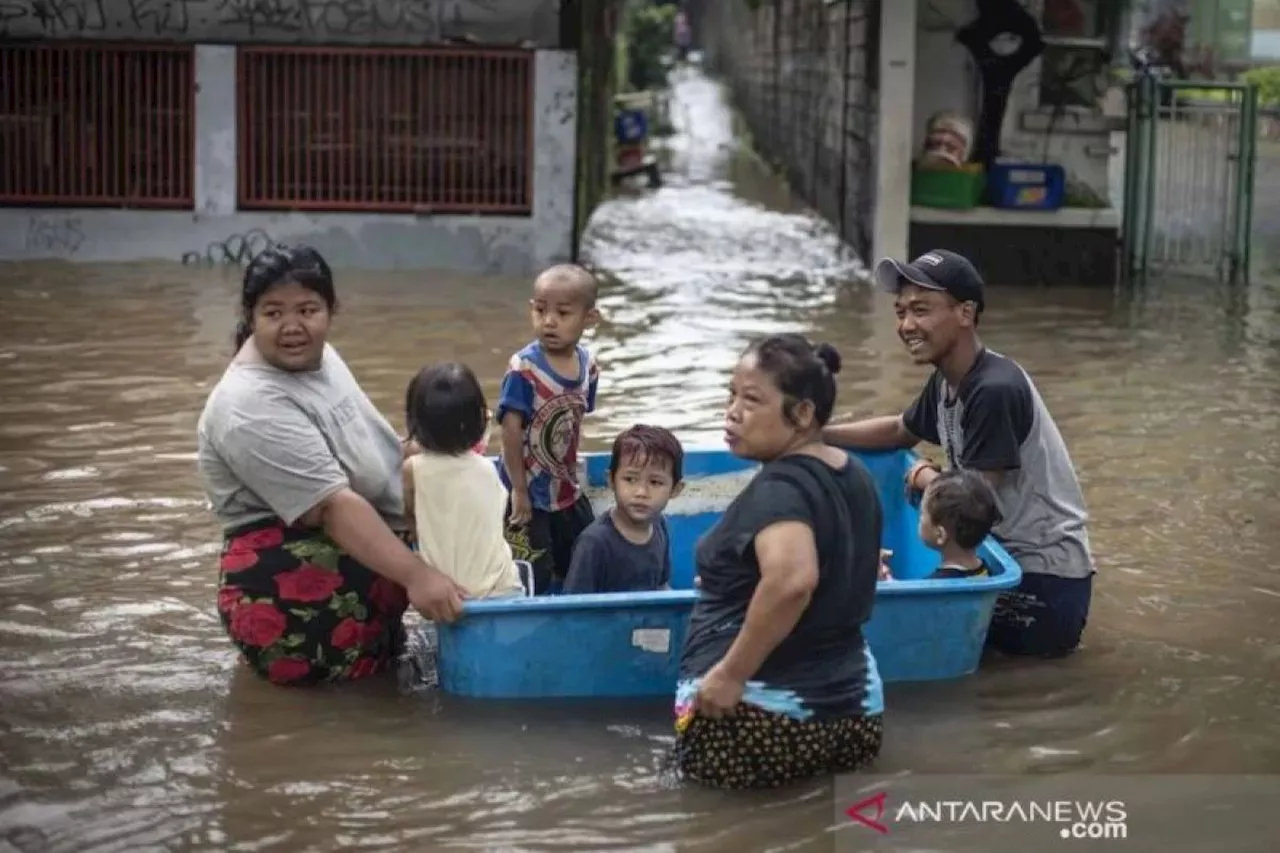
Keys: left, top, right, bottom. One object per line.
{"left": 673, "top": 703, "right": 884, "bottom": 790}
{"left": 215, "top": 519, "right": 409, "bottom": 686}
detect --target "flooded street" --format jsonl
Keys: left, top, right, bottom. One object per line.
{"left": 2, "top": 67, "right": 1279, "bottom": 852}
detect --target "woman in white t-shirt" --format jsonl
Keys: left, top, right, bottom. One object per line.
{"left": 401, "top": 362, "right": 527, "bottom": 598}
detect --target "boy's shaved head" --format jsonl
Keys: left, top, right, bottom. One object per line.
{"left": 534, "top": 263, "right": 599, "bottom": 308}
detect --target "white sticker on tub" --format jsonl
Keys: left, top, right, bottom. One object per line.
{"left": 631, "top": 628, "right": 671, "bottom": 654}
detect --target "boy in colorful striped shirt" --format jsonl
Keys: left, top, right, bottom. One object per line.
{"left": 496, "top": 264, "right": 601, "bottom": 595}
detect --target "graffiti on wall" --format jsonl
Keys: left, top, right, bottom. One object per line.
{"left": 0, "top": 0, "right": 104, "bottom": 34}
{"left": 181, "top": 227, "right": 274, "bottom": 266}
{"left": 215, "top": 0, "right": 433, "bottom": 37}
{"left": 25, "top": 215, "right": 86, "bottom": 255}
{"left": 0, "top": 0, "right": 557, "bottom": 43}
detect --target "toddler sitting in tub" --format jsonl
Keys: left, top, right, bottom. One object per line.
{"left": 402, "top": 362, "right": 527, "bottom": 598}
{"left": 562, "top": 425, "right": 683, "bottom": 594}
{"left": 883, "top": 468, "right": 1002, "bottom": 580}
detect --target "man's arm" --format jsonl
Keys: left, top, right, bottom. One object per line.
{"left": 825, "top": 374, "right": 942, "bottom": 451}
{"left": 911, "top": 464, "right": 1005, "bottom": 494}
{"left": 823, "top": 414, "right": 920, "bottom": 451}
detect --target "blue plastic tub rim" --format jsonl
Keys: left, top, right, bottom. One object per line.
{"left": 459, "top": 588, "right": 696, "bottom": 615}
{"left": 468, "top": 444, "right": 1023, "bottom": 615}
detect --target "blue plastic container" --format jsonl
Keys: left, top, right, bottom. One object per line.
{"left": 435, "top": 447, "right": 1022, "bottom": 699}
{"left": 614, "top": 108, "right": 649, "bottom": 145}
{"left": 987, "top": 163, "right": 1065, "bottom": 211}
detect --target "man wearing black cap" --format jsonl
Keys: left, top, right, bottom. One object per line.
{"left": 823, "top": 249, "right": 1095, "bottom": 658}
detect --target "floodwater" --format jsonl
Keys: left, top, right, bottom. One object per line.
{"left": 2, "top": 67, "right": 1279, "bottom": 853}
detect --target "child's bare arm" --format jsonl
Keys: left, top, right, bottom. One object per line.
{"left": 501, "top": 413, "right": 532, "bottom": 524}
{"left": 400, "top": 459, "right": 418, "bottom": 545}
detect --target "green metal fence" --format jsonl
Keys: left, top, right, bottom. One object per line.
{"left": 1122, "top": 78, "right": 1259, "bottom": 283}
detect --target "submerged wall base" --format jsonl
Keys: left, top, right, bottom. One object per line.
{"left": 909, "top": 220, "right": 1120, "bottom": 288}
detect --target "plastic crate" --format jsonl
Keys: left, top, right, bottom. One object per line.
{"left": 987, "top": 163, "right": 1065, "bottom": 210}
{"left": 614, "top": 108, "right": 649, "bottom": 145}
{"left": 910, "top": 163, "right": 985, "bottom": 209}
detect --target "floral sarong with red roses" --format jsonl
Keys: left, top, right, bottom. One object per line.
{"left": 216, "top": 520, "right": 410, "bottom": 686}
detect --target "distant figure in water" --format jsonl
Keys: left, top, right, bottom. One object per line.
{"left": 674, "top": 9, "right": 691, "bottom": 61}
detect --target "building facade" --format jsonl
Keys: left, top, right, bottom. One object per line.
{"left": 700, "top": 0, "right": 1144, "bottom": 287}
{"left": 0, "top": 0, "right": 585, "bottom": 274}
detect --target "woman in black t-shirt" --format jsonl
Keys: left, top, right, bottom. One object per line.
{"left": 672, "top": 334, "right": 886, "bottom": 789}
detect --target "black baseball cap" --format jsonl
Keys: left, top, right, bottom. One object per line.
{"left": 875, "top": 249, "right": 985, "bottom": 313}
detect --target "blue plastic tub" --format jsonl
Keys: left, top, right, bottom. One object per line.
{"left": 435, "top": 447, "right": 1022, "bottom": 699}
{"left": 987, "top": 162, "right": 1065, "bottom": 211}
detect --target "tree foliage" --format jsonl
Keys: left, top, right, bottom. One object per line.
{"left": 624, "top": 1, "right": 677, "bottom": 92}
{"left": 1243, "top": 65, "right": 1280, "bottom": 106}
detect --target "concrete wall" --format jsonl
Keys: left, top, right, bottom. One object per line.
{"left": 0, "top": 47, "right": 578, "bottom": 274}
{"left": 913, "top": 0, "right": 1115, "bottom": 205}
{"left": 874, "top": 0, "right": 916, "bottom": 264}
{"left": 0, "top": 0, "right": 560, "bottom": 47}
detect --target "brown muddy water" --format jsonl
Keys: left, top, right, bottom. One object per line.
{"left": 2, "top": 68, "right": 1279, "bottom": 853}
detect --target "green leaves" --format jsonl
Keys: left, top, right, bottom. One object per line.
{"left": 283, "top": 539, "right": 341, "bottom": 571}
{"left": 328, "top": 591, "right": 368, "bottom": 621}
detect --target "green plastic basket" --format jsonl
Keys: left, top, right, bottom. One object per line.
{"left": 911, "top": 165, "right": 985, "bottom": 210}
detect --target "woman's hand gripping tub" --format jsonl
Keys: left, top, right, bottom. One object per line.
{"left": 300, "top": 488, "right": 467, "bottom": 624}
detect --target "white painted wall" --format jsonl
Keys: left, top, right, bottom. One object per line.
{"left": 0, "top": 46, "right": 578, "bottom": 275}
{"left": 873, "top": 0, "right": 917, "bottom": 264}
{"left": 195, "top": 45, "right": 237, "bottom": 218}
{"left": 910, "top": 0, "right": 1115, "bottom": 206}
{"left": 913, "top": 0, "right": 980, "bottom": 154}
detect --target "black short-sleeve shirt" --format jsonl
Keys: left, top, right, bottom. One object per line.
{"left": 677, "top": 453, "right": 884, "bottom": 719}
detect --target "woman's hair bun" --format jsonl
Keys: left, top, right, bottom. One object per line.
{"left": 813, "top": 342, "right": 842, "bottom": 375}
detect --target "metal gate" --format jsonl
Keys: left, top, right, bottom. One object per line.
{"left": 1121, "top": 78, "right": 1258, "bottom": 283}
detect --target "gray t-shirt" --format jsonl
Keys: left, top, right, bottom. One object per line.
{"left": 562, "top": 512, "right": 671, "bottom": 594}
{"left": 196, "top": 343, "right": 404, "bottom": 533}
{"left": 903, "top": 348, "right": 1095, "bottom": 579}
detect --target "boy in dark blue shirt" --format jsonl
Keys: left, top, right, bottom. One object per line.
{"left": 563, "top": 425, "right": 683, "bottom": 594}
